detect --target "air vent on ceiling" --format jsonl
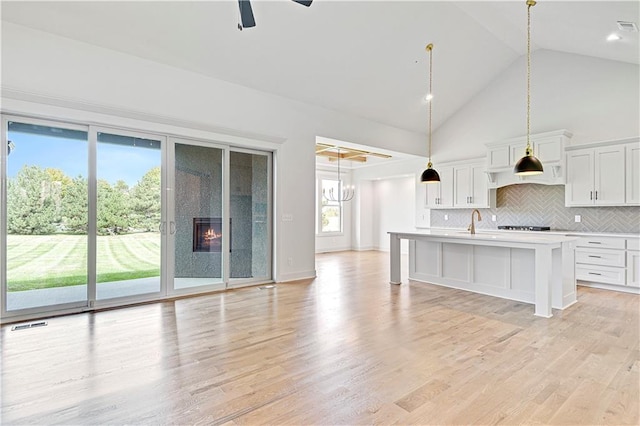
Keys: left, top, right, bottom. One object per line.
{"left": 617, "top": 21, "right": 638, "bottom": 32}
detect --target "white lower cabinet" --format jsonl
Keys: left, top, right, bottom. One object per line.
{"left": 576, "top": 263, "right": 626, "bottom": 286}
{"left": 627, "top": 251, "right": 640, "bottom": 287}
{"left": 573, "top": 235, "right": 640, "bottom": 292}
{"left": 627, "top": 238, "right": 640, "bottom": 287}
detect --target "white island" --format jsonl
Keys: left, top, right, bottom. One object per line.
{"left": 388, "top": 230, "right": 578, "bottom": 318}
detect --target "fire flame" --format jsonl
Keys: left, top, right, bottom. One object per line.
{"left": 204, "top": 228, "right": 222, "bottom": 241}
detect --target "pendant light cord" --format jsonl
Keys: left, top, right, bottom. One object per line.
{"left": 526, "top": 0, "right": 535, "bottom": 153}
{"left": 427, "top": 43, "right": 433, "bottom": 167}
{"left": 337, "top": 148, "right": 341, "bottom": 197}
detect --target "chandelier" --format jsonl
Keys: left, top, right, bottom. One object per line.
{"left": 323, "top": 148, "right": 355, "bottom": 202}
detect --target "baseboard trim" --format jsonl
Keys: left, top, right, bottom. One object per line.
{"left": 276, "top": 270, "right": 317, "bottom": 283}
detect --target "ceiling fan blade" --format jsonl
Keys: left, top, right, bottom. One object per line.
{"left": 291, "top": 0, "right": 313, "bottom": 6}
{"left": 238, "top": 0, "right": 256, "bottom": 28}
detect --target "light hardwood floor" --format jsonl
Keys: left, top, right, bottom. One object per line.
{"left": 1, "top": 251, "right": 638, "bottom": 425}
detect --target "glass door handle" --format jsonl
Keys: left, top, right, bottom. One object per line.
{"left": 169, "top": 221, "right": 176, "bottom": 235}
{"left": 159, "top": 222, "right": 169, "bottom": 234}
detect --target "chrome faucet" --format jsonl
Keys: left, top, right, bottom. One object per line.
{"left": 468, "top": 209, "right": 482, "bottom": 234}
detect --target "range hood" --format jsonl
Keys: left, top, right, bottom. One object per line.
{"left": 484, "top": 129, "right": 572, "bottom": 189}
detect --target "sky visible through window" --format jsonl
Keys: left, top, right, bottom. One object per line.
{"left": 8, "top": 132, "right": 160, "bottom": 186}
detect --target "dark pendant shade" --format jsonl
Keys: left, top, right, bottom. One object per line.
{"left": 514, "top": 153, "right": 544, "bottom": 176}
{"left": 421, "top": 167, "right": 441, "bottom": 183}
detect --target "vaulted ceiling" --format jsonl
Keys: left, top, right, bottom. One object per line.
{"left": 2, "top": 1, "right": 638, "bottom": 136}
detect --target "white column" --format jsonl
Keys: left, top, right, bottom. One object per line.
{"left": 389, "top": 233, "right": 402, "bottom": 285}
{"left": 534, "top": 245, "right": 553, "bottom": 318}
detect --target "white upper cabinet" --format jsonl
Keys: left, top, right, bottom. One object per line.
{"left": 453, "top": 166, "right": 471, "bottom": 207}
{"left": 422, "top": 160, "right": 494, "bottom": 210}
{"left": 626, "top": 143, "right": 640, "bottom": 205}
{"left": 424, "top": 167, "right": 453, "bottom": 209}
{"left": 594, "top": 146, "right": 626, "bottom": 205}
{"left": 485, "top": 130, "right": 571, "bottom": 188}
{"left": 565, "top": 150, "right": 594, "bottom": 205}
{"left": 565, "top": 143, "right": 627, "bottom": 206}
{"left": 453, "top": 163, "right": 490, "bottom": 208}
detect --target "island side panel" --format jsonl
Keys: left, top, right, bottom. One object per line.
{"left": 411, "top": 241, "right": 537, "bottom": 306}
{"left": 442, "top": 243, "right": 472, "bottom": 283}
{"left": 510, "top": 248, "right": 536, "bottom": 303}
{"left": 472, "top": 246, "right": 510, "bottom": 289}
{"left": 409, "top": 239, "right": 441, "bottom": 282}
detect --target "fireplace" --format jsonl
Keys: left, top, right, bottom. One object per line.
{"left": 193, "top": 218, "right": 230, "bottom": 252}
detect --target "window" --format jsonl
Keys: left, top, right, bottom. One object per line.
{"left": 318, "top": 178, "right": 342, "bottom": 234}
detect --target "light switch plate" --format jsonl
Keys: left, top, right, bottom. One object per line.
{"left": 574, "top": 215, "right": 581, "bottom": 223}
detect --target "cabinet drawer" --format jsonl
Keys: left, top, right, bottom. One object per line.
{"left": 576, "top": 264, "right": 626, "bottom": 286}
{"left": 576, "top": 236, "right": 626, "bottom": 250}
{"left": 576, "top": 249, "right": 626, "bottom": 267}
{"left": 627, "top": 238, "right": 640, "bottom": 251}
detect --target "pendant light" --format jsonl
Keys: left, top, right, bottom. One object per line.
{"left": 514, "top": 0, "right": 544, "bottom": 176}
{"left": 420, "top": 43, "right": 440, "bottom": 183}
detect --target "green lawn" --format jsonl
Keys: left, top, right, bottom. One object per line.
{"left": 7, "top": 233, "right": 161, "bottom": 291}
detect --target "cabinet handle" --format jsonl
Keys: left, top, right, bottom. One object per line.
{"left": 588, "top": 272, "right": 602, "bottom": 276}
{"left": 590, "top": 191, "right": 593, "bottom": 200}
{"left": 595, "top": 191, "right": 598, "bottom": 200}
{"left": 587, "top": 241, "right": 601, "bottom": 244}
{"left": 588, "top": 255, "right": 602, "bottom": 258}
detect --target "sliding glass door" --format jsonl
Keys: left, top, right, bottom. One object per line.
{"left": 95, "top": 129, "right": 164, "bottom": 301}
{"left": 1, "top": 114, "right": 273, "bottom": 321}
{"left": 229, "top": 149, "right": 272, "bottom": 286}
{"left": 170, "top": 140, "right": 225, "bottom": 292}
{"left": 168, "top": 143, "right": 273, "bottom": 292}
{"left": 2, "top": 118, "right": 89, "bottom": 314}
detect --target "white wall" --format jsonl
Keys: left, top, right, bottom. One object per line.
{"left": 1, "top": 22, "right": 426, "bottom": 282}
{"left": 314, "top": 167, "right": 353, "bottom": 253}
{"left": 432, "top": 49, "right": 640, "bottom": 162}
{"left": 353, "top": 180, "right": 374, "bottom": 251}
{"left": 372, "top": 176, "right": 415, "bottom": 254}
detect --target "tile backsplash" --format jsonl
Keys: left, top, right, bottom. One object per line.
{"left": 429, "top": 184, "right": 640, "bottom": 234}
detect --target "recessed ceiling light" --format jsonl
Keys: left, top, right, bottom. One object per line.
{"left": 425, "top": 93, "right": 433, "bottom": 102}
{"left": 607, "top": 33, "right": 622, "bottom": 41}
{"left": 617, "top": 21, "right": 638, "bottom": 32}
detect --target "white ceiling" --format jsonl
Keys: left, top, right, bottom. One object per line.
{"left": 2, "top": 0, "right": 638, "bottom": 140}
